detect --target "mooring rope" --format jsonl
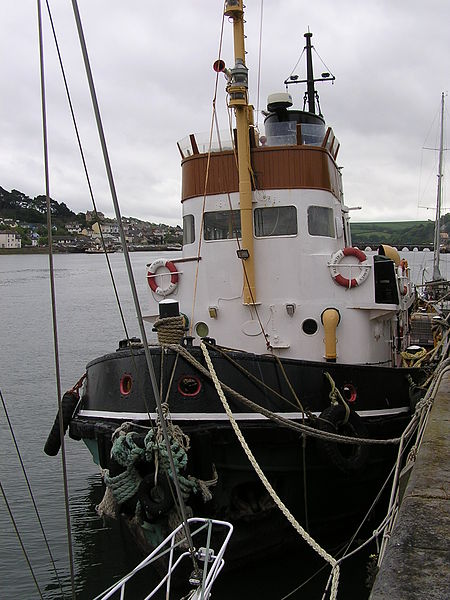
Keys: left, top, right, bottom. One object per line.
{"left": 168, "top": 343, "right": 416, "bottom": 447}
{"left": 200, "top": 341, "right": 340, "bottom": 599}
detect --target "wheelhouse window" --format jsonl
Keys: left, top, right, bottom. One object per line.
{"left": 203, "top": 210, "right": 241, "bottom": 240}
{"left": 183, "top": 214, "right": 195, "bottom": 245}
{"left": 307, "top": 206, "right": 335, "bottom": 237}
{"left": 254, "top": 206, "right": 297, "bottom": 237}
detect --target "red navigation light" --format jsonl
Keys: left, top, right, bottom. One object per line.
{"left": 213, "top": 59, "right": 226, "bottom": 73}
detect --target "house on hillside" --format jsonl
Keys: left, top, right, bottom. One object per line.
{"left": 0, "top": 230, "right": 21, "bottom": 248}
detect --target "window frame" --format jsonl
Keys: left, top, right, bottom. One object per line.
{"left": 182, "top": 214, "right": 195, "bottom": 245}
{"left": 203, "top": 209, "right": 242, "bottom": 241}
{"left": 307, "top": 205, "right": 336, "bottom": 238}
{"left": 253, "top": 205, "right": 298, "bottom": 238}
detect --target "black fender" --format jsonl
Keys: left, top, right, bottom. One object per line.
{"left": 137, "top": 473, "right": 174, "bottom": 522}
{"left": 317, "top": 404, "right": 369, "bottom": 474}
{"left": 44, "top": 391, "right": 79, "bottom": 456}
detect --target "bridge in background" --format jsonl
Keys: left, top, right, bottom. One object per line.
{"left": 354, "top": 242, "right": 435, "bottom": 251}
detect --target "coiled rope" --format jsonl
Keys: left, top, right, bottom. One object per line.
{"left": 200, "top": 341, "right": 340, "bottom": 599}
{"left": 153, "top": 316, "right": 185, "bottom": 345}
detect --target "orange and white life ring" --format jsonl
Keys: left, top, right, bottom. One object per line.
{"left": 147, "top": 258, "right": 179, "bottom": 296}
{"left": 329, "top": 247, "right": 370, "bottom": 288}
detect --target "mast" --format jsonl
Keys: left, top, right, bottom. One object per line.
{"left": 304, "top": 32, "right": 316, "bottom": 114}
{"left": 224, "top": 0, "right": 256, "bottom": 305}
{"left": 433, "top": 92, "right": 445, "bottom": 281}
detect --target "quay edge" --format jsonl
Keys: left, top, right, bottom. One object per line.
{"left": 369, "top": 369, "right": 450, "bottom": 600}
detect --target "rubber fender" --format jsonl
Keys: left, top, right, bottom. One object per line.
{"left": 137, "top": 473, "right": 174, "bottom": 522}
{"left": 317, "top": 404, "right": 369, "bottom": 474}
{"left": 44, "top": 391, "right": 79, "bottom": 456}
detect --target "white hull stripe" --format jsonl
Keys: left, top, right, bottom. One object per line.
{"left": 78, "top": 407, "right": 409, "bottom": 421}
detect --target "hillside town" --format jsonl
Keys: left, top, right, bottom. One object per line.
{"left": 0, "top": 187, "right": 182, "bottom": 252}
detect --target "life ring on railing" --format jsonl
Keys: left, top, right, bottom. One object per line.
{"left": 147, "top": 258, "right": 179, "bottom": 296}
{"left": 317, "top": 404, "right": 369, "bottom": 474}
{"left": 329, "top": 247, "right": 370, "bottom": 288}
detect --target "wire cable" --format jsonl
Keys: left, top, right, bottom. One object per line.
{"left": 0, "top": 481, "right": 45, "bottom": 600}
{"left": 0, "top": 389, "right": 66, "bottom": 598}
{"left": 36, "top": 1, "right": 76, "bottom": 596}
{"left": 70, "top": 0, "right": 196, "bottom": 559}
{"left": 43, "top": 0, "right": 146, "bottom": 413}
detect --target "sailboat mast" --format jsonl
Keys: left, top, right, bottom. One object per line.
{"left": 224, "top": 0, "right": 256, "bottom": 305}
{"left": 433, "top": 92, "right": 445, "bottom": 280}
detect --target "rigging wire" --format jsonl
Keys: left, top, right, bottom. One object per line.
{"left": 189, "top": 8, "right": 227, "bottom": 336}
{"left": 417, "top": 100, "right": 444, "bottom": 211}
{"left": 0, "top": 389, "right": 66, "bottom": 598}
{"left": 0, "top": 481, "right": 45, "bottom": 600}
{"left": 255, "top": 0, "right": 264, "bottom": 129}
{"left": 43, "top": 0, "right": 150, "bottom": 421}
{"left": 36, "top": 1, "right": 77, "bottom": 597}
{"left": 69, "top": 0, "right": 196, "bottom": 559}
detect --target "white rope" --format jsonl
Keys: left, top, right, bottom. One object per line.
{"left": 200, "top": 342, "right": 340, "bottom": 599}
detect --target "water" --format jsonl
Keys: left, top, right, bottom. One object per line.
{"left": 1, "top": 250, "right": 448, "bottom": 599}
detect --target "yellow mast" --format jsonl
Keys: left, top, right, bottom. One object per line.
{"left": 224, "top": 0, "right": 256, "bottom": 305}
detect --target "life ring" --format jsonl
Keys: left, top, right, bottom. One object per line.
{"left": 147, "top": 258, "right": 179, "bottom": 296}
{"left": 44, "top": 391, "right": 79, "bottom": 456}
{"left": 317, "top": 404, "right": 369, "bottom": 474}
{"left": 329, "top": 247, "right": 370, "bottom": 288}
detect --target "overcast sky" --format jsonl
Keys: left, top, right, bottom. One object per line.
{"left": 0, "top": 1, "right": 449, "bottom": 226}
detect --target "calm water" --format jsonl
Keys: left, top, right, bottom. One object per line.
{"left": 1, "top": 250, "right": 447, "bottom": 599}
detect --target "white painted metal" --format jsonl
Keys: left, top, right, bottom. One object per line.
{"left": 146, "top": 180, "right": 414, "bottom": 366}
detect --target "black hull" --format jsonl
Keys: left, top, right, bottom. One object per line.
{"left": 69, "top": 343, "right": 424, "bottom": 560}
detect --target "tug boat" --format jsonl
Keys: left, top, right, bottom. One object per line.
{"left": 59, "top": 1, "right": 433, "bottom": 561}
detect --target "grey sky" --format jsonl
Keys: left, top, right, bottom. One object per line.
{"left": 1, "top": 1, "right": 448, "bottom": 226}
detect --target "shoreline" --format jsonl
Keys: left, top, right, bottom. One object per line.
{"left": 0, "top": 245, "right": 182, "bottom": 255}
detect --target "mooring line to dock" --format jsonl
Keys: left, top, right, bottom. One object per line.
{"left": 200, "top": 341, "right": 341, "bottom": 600}
{"left": 377, "top": 358, "right": 450, "bottom": 566}
{"left": 169, "top": 343, "right": 420, "bottom": 447}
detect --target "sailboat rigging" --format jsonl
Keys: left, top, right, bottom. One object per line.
{"left": 433, "top": 92, "right": 446, "bottom": 281}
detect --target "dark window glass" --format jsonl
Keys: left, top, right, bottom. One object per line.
{"left": 183, "top": 214, "right": 195, "bottom": 245}
{"left": 254, "top": 206, "right": 297, "bottom": 237}
{"left": 307, "top": 206, "right": 335, "bottom": 237}
{"left": 204, "top": 210, "right": 241, "bottom": 240}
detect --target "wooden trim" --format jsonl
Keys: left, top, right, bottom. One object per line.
{"left": 321, "top": 127, "right": 332, "bottom": 148}
{"left": 333, "top": 143, "right": 340, "bottom": 161}
{"left": 296, "top": 123, "right": 302, "bottom": 145}
{"left": 189, "top": 134, "right": 199, "bottom": 155}
{"left": 181, "top": 145, "right": 342, "bottom": 201}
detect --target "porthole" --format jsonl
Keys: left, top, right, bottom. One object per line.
{"left": 178, "top": 375, "right": 202, "bottom": 397}
{"left": 120, "top": 374, "right": 133, "bottom": 396}
{"left": 342, "top": 383, "right": 357, "bottom": 403}
{"left": 195, "top": 321, "right": 209, "bottom": 338}
{"left": 302, "top": 318, "right": 318, "bottom": 335}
